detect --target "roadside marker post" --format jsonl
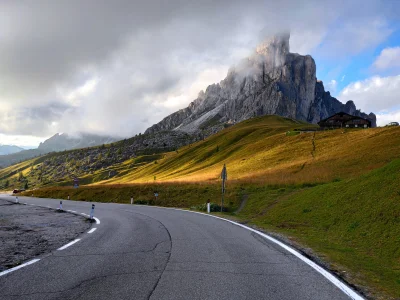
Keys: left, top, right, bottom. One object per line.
{"left": 207, "top": 199, "right": 210, "bottom": 214}
{"left": 15, "top": 196, "right": 19, "bottom": 203}
{"left": 59, "top": 201, "right": 63, "bottom": 210}
{"left": 220, "top": 164, "right": 227, "bottom": 212}
{"left": 131, "top": 197, "right": 133, "bottom": 205}
{"left": 68, "top": 195, "right": 70, "bottom": 200}
{"left": 90, "top": 204, "right": 95, "bottom": 220}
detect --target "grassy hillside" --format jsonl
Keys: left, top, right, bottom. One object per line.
{"left": 2, "top": 115, "right": 400, "bottom": 189}
{"left": 101, "top": 115, "right": 400, "bottom": 185}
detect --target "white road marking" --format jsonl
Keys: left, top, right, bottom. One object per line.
{"left": 87, "top": 228, "right": 97, "bottom": 234}
{"left": 143, "top": 206, "right": 364, "bottom": 300}
{"left": 0, "top": 259, "right": 40, "bottom": 277}
{"left": 81, "top": 213, "right": 88, "bottom": 216}
{"left": 66, "top": 210, "right": 73, "bottom": 212}
{"left": 71, "top": 210, "right": 77, "bottom": 213}
{"left": 57, "top": 239, "right": 81, "bottom": 251}
{"left": 93, "top": 217, "right": 100, "bottom": 224}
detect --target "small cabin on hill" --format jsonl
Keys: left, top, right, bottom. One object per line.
{"left": 318, "top": 112, "right": 372, "bottom": 129}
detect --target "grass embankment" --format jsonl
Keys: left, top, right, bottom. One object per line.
{"left": 236, "top": 159, "right": 400, "bottom": 299}
{"left": 27, "top": 182, "right": 242, "bottom": 211}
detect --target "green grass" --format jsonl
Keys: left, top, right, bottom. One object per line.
{"left": 235, "top": 159, "right": 400, "bottom": 299}
{"left": 26, "top": 182, "right": 242, "bottom": 211}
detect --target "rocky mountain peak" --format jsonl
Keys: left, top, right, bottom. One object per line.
{"left": 145, "top": 32, "right": 376, "bottom": 135}
{"left": 255, "top": 32, "right": 290, "bottom": 65}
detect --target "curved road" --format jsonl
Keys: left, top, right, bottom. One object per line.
{"left": 0, "top": 195, "right": 362, "bottom": 300}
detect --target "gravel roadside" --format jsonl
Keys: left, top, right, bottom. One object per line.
{"left": 0, "top": 199, "right": 91, "bottom": 272}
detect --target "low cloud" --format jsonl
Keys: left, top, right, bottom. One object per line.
{"left": 376, "top": 110, "right": 400, "bottom": 126}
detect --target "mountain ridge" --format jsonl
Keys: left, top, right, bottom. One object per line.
{"left": 0, "top": 133, "right": 118, "bottom": 168}
{"left": 0, "top": 145, "right": 24, "bottom": 156}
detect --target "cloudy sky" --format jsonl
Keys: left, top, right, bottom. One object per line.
{"left": 1, "top": 0, "right": 400, "bottom": 147}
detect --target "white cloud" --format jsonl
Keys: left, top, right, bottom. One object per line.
{"left": 373, "top": 46, "right": 400, "bottom": 71}
{"left": 64, "top": 78, "right": 99, "bottom": 106}
{"left": 376, "top": 110, "right": 400, "bottom": 126}
{"left": 0, "top": 133, "right": 47, "bottom": 148}
{"left": 339, "top": 75, "right": 400, "bottom": 125}
{"left": 326, "top": 79, "right": 337, "bottom": 93}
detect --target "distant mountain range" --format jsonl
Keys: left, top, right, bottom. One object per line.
{"left": 0, "top": 133, "right": 118, "bottom": 168}
{"left": 0, "top": 145, "right": 24, "bottom": 155}
{"left": 38, "top": 133, "right": 116, "bottom": 152}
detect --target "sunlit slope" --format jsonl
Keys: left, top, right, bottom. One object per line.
{"left": 0, "top": 159, "right": 35, "bottom": 183}
{"left": 99, "top": 115, "right": 400, "bottom": 184}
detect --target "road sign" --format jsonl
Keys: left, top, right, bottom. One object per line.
{"left": 73, "top": 178, "right": 79, "bottom": 189}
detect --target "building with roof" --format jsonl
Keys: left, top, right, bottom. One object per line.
{"left": 318, "top": 112, "right": 372, "bottom": 129}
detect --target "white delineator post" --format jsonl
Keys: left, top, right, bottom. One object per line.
{"left": 207, "top": 202, "right": 210, "bottom": 213}
{"left": 131, "top": 197, "right": 133, "bottom": 205}
{"left": 15, "top": 196, "right": 19, "bottom": 203}
{"left": 59, "top": 201, "right": 63, "bottom": 210}
{"left": 68, "top": 195, "right": 70, "bottom": 200}
{"left": 90, "top": 204, "right": 95, "bottom": 220}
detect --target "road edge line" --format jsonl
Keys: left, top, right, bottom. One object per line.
{"left": 143, "top": 206, "right": 364, "bottom": 300}
{"left": 0, "top": 259, "right": 40, "bottom": 277}
{"left": 57, "top": 239, "right": 81, "bottom": 251}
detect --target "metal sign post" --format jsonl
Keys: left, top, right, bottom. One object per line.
{"left": 73, "top": 178, "right": 79, "bottom": 189}
{"left": 221, "top": 164, "right": 227, "bottom": 212}
{"left": 154, "top": 192, "right": 159, "bottom": 204}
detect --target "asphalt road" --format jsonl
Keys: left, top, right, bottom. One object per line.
{"left": 0, "top": 195, "right": 361, "bottom": 300}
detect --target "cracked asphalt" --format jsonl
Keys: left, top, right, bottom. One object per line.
{"left": 0, "top": 195, "right": 353, "bottom": 300}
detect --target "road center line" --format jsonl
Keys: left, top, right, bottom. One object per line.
{"left": 57, "top": 239, "right": 81, "bottom": 251}
{"left": 87, "top": 228, "right": 97, "bottom": 234}
{"left": 0, "top": 259, "right": 40, "bottom": 277}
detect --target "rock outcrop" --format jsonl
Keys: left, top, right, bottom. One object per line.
{"left": 146, "top": 33, "right": 376, "bottom": 135}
